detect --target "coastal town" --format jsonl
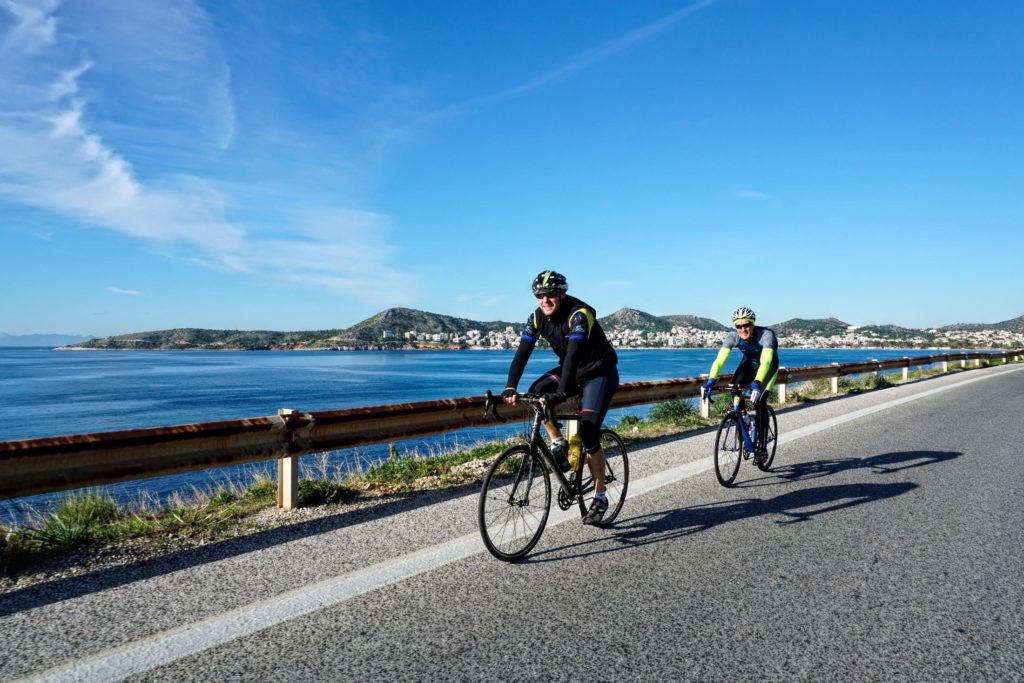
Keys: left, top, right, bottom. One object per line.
{"left": 395, "top": 323, "right": 1024, "bottom": 350}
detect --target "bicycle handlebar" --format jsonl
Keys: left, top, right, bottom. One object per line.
{"left": 483, "top": 390, "right": 553, "bottom": 424}
{"left": 703, "top": 382, "right": 750, "bottom": 401}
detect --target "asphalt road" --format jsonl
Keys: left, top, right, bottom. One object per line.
{"left": 4, "top": 363, "right": 1023, "bottom": 682}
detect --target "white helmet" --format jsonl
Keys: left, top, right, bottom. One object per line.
{"left": 732, "top": 306, "right": 756, "bottom": 323}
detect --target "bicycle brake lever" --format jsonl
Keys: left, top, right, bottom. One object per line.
{"left": 484, "top": 390, "right": 508, "bottom": 423}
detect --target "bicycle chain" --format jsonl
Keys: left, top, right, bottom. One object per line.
{"left": 557, "top": 473, "right": 578, "bottom": 510}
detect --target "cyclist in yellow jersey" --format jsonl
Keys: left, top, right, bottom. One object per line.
{"left": 701, "top": 307, "right": 779, "bottom": 462}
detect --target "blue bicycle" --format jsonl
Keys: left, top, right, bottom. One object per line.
{"left": 711, "top": 383, "right": 778, "bottom": 487}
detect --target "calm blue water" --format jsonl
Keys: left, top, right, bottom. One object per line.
{"left": 0, "top": 347, "right": 979, "bottom": 518}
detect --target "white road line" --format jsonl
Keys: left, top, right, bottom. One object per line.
{"left": 21, "top": 365, "right": 1023, "bottom": 683}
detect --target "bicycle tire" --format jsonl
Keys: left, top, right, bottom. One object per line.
{"left": 478, "top": 445, "right": 551, "bottom": 561}
{"left": 714, "top": 413, "right": 742, "bottom": 487}
{"left": 577, "top": 429, "right": 630, "bottom": 526}
{"left": 755, "top": 406, "right": 778, "bottom": 471}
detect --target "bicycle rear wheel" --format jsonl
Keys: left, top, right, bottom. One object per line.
{"left": 577, "top": 429, "right": 630, "bottom": 526}
{"left": 755, "top": 406, "right": 778, "bottom": 471}
{"left": 714, "top": 413, "right": 743, "bottom": 487}
{"left": 478, "top": 445, "right": 551, "bottom": 561}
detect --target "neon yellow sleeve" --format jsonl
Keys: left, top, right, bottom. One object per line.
{"left": 755, "top": 348, "right": 775, "bottom": 383}
{"left": 709, "top": 348, "right": 731, "bottom": 379}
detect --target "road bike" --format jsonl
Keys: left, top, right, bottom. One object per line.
{"left": 478, "top": 391, "right": 629, "bottom": 561}
{"left": 711, "top": 383, "right": 778, "bottom": 487}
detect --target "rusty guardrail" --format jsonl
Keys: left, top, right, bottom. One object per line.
{"left": 1, "top": 350, "right": 1020, "bottom": 505}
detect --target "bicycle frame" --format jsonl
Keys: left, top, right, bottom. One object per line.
{"left": 525, "top": 408, "right": 588, "bottom": 498}
{"left": 485, "top": 390, "right": 589, "bottom": 498}
{"left": 727, "top": 390, "right": 758, "bottom": 454}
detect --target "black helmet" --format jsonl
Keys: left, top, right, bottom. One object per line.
{"left": 532, "top": 270, "right": 568, "bottom": 297}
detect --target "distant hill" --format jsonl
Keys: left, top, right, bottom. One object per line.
{"left": 78, "top": 328, "right": 336, "bottom": 350}
{"left": 0, "top": 333, "right": 94, "bottom": 347}
{"left": 599, "top": 308, "right": 673, "bottom": 333}
{"left": 940, "top": 315, "right": 1024, "bottom": 334}
{"left": 344, "top": 308, "right": 517, "bottom": 341}
{"left": 770, "top": 318, "right": 850, "bottom": 337}
{"left": 660, "top": 314, "right": 729, "bottom": 332}
{"left": 67, "top": 309, "right": 1024, "bottom": 350}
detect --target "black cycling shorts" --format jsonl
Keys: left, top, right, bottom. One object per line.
{"left": 528, "top": 366, "right": 619, "bottom": 427}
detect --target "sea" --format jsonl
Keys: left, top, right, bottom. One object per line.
{"left": 0, "top": 346, "right": 978, "bottom": 520}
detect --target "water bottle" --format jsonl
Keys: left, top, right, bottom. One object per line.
{"left": 567, "top": 434, "right": 583, "bottom": 470}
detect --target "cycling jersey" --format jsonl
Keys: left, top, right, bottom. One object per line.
{"left": 505, "top": 295, "right": 618, "bottom": 395}
{"left": 709, "top": 325, "right": 779, "bottom": 386}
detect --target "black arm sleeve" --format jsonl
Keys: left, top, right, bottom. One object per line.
{"left": 505, "top": 338, "right": 535, "bottom": 389}
{"left": 556, "top": 337, "right": 583, "bottom": 395}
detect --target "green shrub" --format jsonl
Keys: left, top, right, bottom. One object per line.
{"left": 33, "top": 491, "right": 120, "bottom": 548}
{"left": 617, "top": 414, "right": 644, "bottom": 428}
{"left": 243, "top": 476, "right": 277, "bottom": 504}
{"left": 297, "top": 479, "right": 357, "bottom": 506}
{"left": 649, "top": 399, "right": 699, "bottom": 425}
{"left": 208, "top": 490, "right": 237, "bottom": 508}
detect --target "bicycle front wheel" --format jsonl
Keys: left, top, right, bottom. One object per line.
{"left": 577, "top": 429, "right": 630, "bottom": 526}
{"left": 478, "top": 445, "right": 551, "bottom": 561}
{"left": 755, "top": 406, "right": 778, "bottom": 471}
{"left": 714, "top": 413, "right": 743, "bottom": 487}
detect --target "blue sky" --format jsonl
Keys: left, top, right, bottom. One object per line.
{"left": 1, "top": 0, "right": 1021, "bottom": 337}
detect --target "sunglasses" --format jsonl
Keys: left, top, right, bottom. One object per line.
{"left": 535, "top": 291, "right": 560, "bottom": 300}
{"left": 735, "top": 323, "right": 752, "bottom": 330}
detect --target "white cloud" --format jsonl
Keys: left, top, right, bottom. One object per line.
{"left": 0, "top": 0, "right": 414, "bottom": 304}
{"left": 455, "top": 292, "right": 504, "bottom": 308}
{"left": 106, "top": 287, "right": 141, "bottom": 296}
{"left": 735, "top": 190, "right": 776, "bottom": 201}
{"left": 0, "top": 0, "right": 58, "bottom": 54}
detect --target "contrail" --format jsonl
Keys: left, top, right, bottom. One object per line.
{"left": 397, "top": 0, "right": 720, "bottom": 133}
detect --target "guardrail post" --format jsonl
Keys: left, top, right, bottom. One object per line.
{"left": 277, "top": 408, "right": 299, "bottom": 511}
{"left": 565, "top": 416, "right": 579, "bottom": 440}
{"left": 942, "top": 360, "right": 949, "bottom": 372}
{"left": 974, "top": 357, "right": 982, "bottom": 368}
{"left": 902, "top": 357, "right": 909, "bottom": 381}
{"left": 776, "top": 368, "right": 787, "bottom": 403}
{"left": 960, "top": 357, "right": 967, "bottom": 368}
{"left": 830, "top": 363, "right": 840, "bottom": 394}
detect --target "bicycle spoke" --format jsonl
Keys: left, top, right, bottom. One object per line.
{"left": 577, "top": 430, "right": 629, "bottom": 525}
{"left": 714, "top": 414, "right": 742, "bottom": 487}
{"left": 478, "top": 446, "right": 551, "bottom": 561}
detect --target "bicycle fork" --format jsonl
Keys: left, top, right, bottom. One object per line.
{"left": 733, "top": 396, "right": 758, "bottom": 454}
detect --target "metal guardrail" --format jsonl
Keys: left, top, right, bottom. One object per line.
{"left": 1, "top": 350, "right": 1020, "bottom": 505}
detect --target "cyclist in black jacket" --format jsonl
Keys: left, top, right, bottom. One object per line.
{"left": 503, "top": 270, "right": 619, "bottom": 525}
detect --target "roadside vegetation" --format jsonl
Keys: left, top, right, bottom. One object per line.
{"left": 3, "top": 355, "right": 1019, "bottom": 579}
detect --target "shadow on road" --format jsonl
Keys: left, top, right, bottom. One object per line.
{"left": 0, "top": 481, "right": 480, "bottom": 617}
{"left": 738, "top": 449, "right": 962, "bottom": 489}
{"left": 530, "top": 449, "right": 960, "bottom": 563}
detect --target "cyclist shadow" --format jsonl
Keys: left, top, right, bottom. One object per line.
{"left": 738, "top": 449, "right": 962, "bottom": 488}
{"left": 529, "top": 448, "right": 961, "bottom": 562}
{"left": 530, "top": 480, "right": 919, "bottom": 563}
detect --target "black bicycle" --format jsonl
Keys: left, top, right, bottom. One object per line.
{"left": 711, "top": 383, "right": 778, "bottom": 487}
{"left": 478, "top": 391, "right": 629, "bottom": 561}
